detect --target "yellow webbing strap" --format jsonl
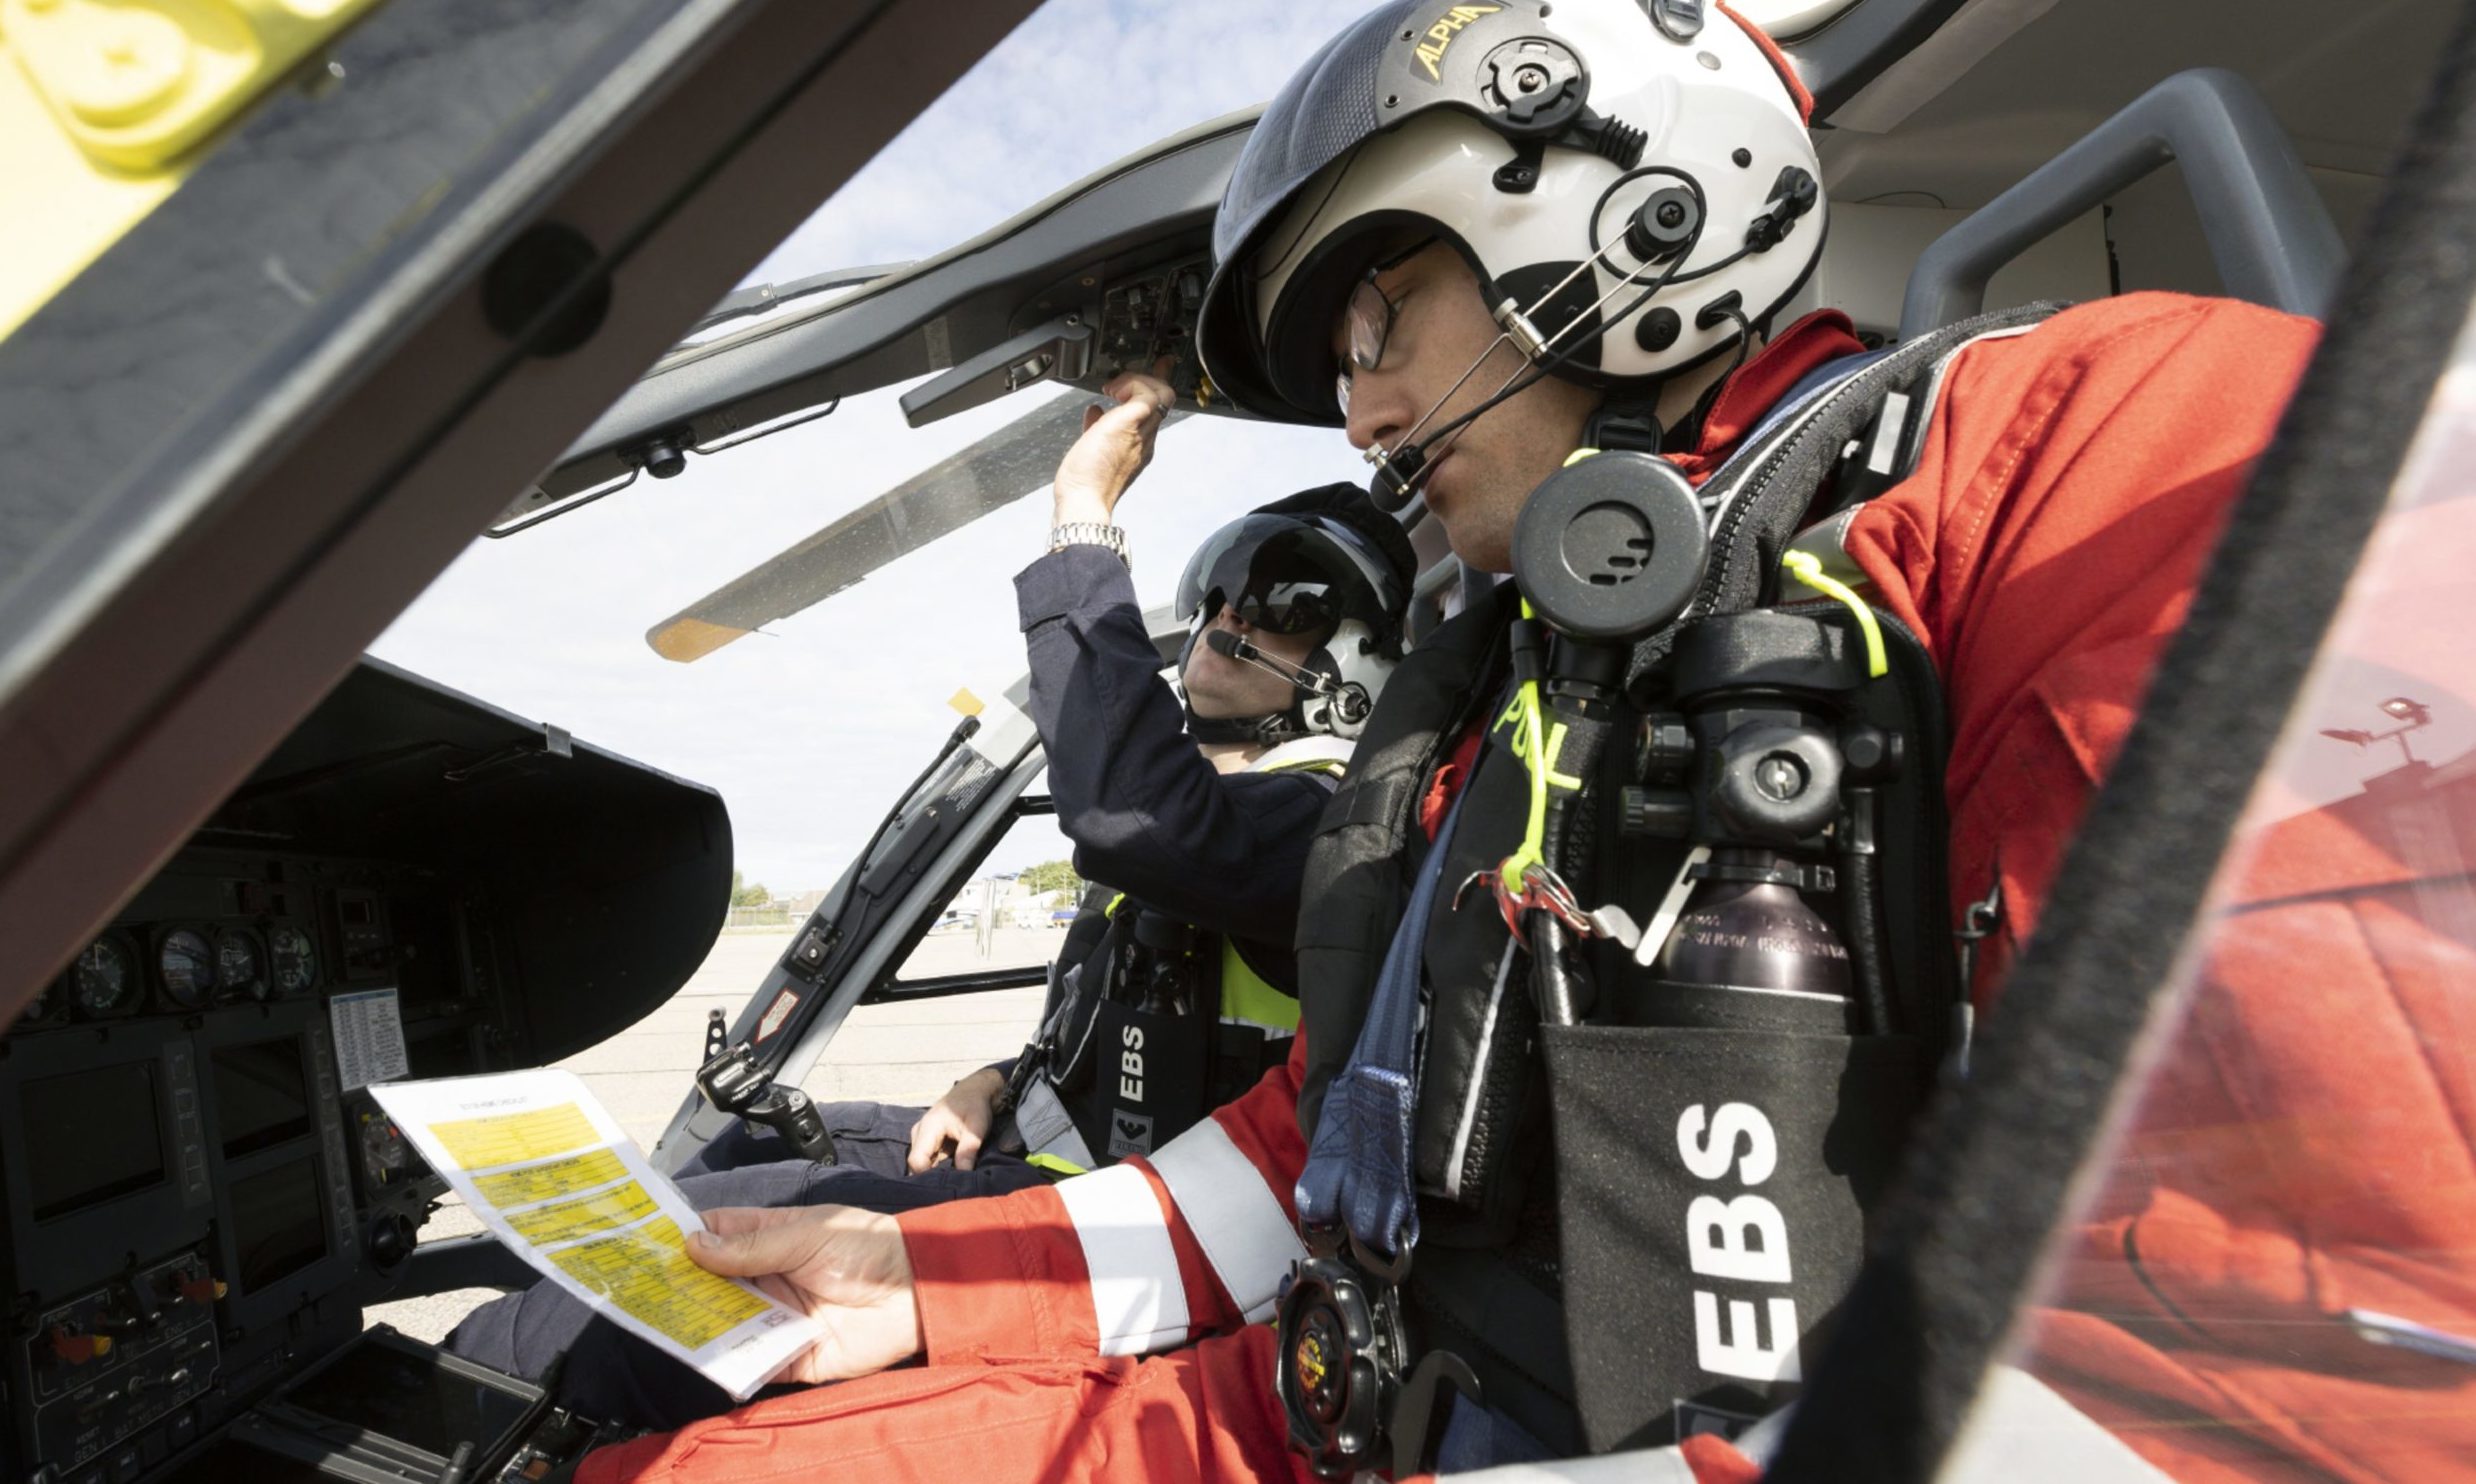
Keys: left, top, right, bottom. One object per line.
{"left": 1782, "top": 550, "right": 1887, "bottom": 679}
{"left": 1026, "top": 1152, "right": 1087, "bottom": 1179}
{"left": 1493, "top": 599, "right": 1581, "bottom": 894}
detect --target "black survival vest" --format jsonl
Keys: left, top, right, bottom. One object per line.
{"left": 1006, "top": 889, "right": 1304, "bottom": 1171}
{"left": 1291, "top": 304, "right": 2063, "bottom": 1456}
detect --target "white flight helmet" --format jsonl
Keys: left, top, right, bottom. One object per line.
{"left": 1174, "top": 486, "right": 1417, "bottom": 746}
{"left": 1196, "top": 0, "right": 1824, "bottom": 430}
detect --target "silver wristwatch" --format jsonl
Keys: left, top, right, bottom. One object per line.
{"left": 1049, "top": 521, "right": 1130, "bottom": 568}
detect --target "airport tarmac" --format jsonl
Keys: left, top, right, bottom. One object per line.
{"left": 365, "top": 924, "right": 1055, "bottom": 1345}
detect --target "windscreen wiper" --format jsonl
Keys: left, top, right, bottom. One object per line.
{"left": 759, "top": 711, "right": 987, "bottom": 1053}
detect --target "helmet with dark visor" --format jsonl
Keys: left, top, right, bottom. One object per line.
{"left": 1174, "top": 513, "right": 1396, "bottom": 644}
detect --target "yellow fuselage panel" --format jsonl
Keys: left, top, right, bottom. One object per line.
{"left": 0, "top": 0, "right": 382, "bottom": 339}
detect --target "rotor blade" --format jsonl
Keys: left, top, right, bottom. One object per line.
{"left": 647, "top": 395, "right": 1187, "bottom": 662}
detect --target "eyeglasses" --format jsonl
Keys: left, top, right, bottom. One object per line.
{"left": 1335, "top": 236, "right": 1438, "bottom": 416}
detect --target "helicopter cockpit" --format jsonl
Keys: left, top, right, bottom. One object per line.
{"left": 3, "top": 0, "right": 2470, "bottom": 1480}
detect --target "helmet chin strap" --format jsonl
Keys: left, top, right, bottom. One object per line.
{"left": 1186, "top": 709, "right": 1309, "bottom": 747}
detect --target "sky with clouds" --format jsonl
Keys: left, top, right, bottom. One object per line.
{"left": 371, "top": 1, "right": 1380, "bottom": 896}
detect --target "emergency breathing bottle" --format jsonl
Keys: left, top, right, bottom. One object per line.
{"left": 1622, "top": 608, "right": 1889, "bottom": 1033}
{"left": 1508, "top": 448, "right": 1922, "bottom": 1452}
{"left": 1509, "top": 451, "right": 1897, "bottom": 1037}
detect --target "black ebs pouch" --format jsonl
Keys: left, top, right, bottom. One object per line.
{"left": 1076, "top": 998, "right": 1211, "bottom": 1162}
{"left": 1540, "top": 1022, "right": 1922, "bottom": 1451}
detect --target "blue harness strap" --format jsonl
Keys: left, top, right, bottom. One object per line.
{"left": 1294, "top": 800, "right": 1465, "bottom": 1264}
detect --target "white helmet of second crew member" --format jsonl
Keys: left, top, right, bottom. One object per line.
{"left": 1195, "top": 0, "right": 1823, "bottom": 428}
{"left": 1174, "top": 485, "right": 1418, "bottom": 746}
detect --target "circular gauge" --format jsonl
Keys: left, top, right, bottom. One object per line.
{"left": 71, "top": 936, "right": 141, "bottom": 1018}
{"left": 156, "top": 928, "right": 216, "bottom": 1008}
{"left": 215, "top": 927, "right": 266, "bottom": 1001}
{"left": 269, "top": 924, "right": 319, "bottom": 996}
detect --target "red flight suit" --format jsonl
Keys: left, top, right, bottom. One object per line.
{"left": 2018, "top": 489, "right": 2476, "bottom": 1479}
{"left": 579, "top": 291, "right": 2324, "bottom": 1483}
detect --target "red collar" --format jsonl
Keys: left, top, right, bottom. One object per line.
{"left": 1665, "top": 310, "right": 1865, "bottom": 486}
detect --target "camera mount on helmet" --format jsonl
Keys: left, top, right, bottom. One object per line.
{"left": 1480, "top": 37, "right": 1587, "bottom": 133}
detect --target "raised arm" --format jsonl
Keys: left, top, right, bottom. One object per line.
{"left": 1019, "top": 367, "right": 1330, "bottom": 941}
{"left": 1017, "top": 545, "right": 1330, "bottom": 941}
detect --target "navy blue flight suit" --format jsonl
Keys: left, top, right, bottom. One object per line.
{"left": 445, "top": 545, "right": 1333, "bottom": 1430}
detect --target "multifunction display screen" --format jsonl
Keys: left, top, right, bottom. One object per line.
{"left": 214, "top": 1037, "right": 313, "bottom": 1158}
{"left": 288, "top": 1338, "right": 537, "bottom": 1461}
{"left": 23, "top": 1063, "right": 164, "bottom": 1222}
{"left": 229, "top": 1159, "right": 326, "bottom": 1292}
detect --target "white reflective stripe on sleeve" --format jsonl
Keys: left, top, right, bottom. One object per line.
{"left": 1942, "top": 1366, "right": 2176, "bottom": 1483}
{"left": 1442, "top": 1450, "right": 1696, "bottom": 1483}
{"left": 1147, "top": 1117, "right": 1309, "bottom": 1324}
{"left": 1053, "top": 1162, "right": 1189, "bottom": 1356}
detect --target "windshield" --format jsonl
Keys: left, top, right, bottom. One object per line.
{"left": 739, "top": 4, "right": 1365, "bottom": 286}
{"left": 372, "top": 3, "right": 1373, "bottom": 901}
{"left": 1965, "top": 301, "right": 2476, "bottom": 1477}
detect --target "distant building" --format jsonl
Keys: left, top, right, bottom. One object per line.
{"left": 937, "top": 875, "right": 1077, "bottom": 932}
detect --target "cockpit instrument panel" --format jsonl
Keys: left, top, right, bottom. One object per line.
{"left": 155, "top": 929, "right": 215, "bottom": 1009}
{"left": 0, "top": 657, "right": 733, "bottom": 1483}
{"left": 268, "top": 925, "right": 318, "bottom": 997}
{"left": 215, "top": 929, "right": 266, "bottom": 1003}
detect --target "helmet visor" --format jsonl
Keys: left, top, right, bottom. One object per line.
{"left": 1175, "top": 515, "right": 1390, "bottom": 643}
{"left": 1208, "top": 1, "right": 1417, "bottom": 272}
{"left": 1198, "top": 0, "right": 1428, "bottom": 422}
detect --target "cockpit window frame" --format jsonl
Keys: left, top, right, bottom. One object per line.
{"left": 0, "top": 0, "right": 1040, "bottom": 1027}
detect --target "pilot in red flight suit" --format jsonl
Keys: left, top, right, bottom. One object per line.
{"left": 575, "top": 2, "right": 2364, "bottom": 1479}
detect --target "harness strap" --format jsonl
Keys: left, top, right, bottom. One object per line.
{"left": 1294, "top": 799, "right": 1468, "bottom": 1265}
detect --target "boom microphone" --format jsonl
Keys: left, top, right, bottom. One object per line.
{"left": 1205, "top": 630, "right": 1371, "bottom": 725}
{"left": 1367, "top": 443, "right": 1427, "bottom": 512}
{"left": 1205, "top": 627, "right": 1301, "bottom": 677}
